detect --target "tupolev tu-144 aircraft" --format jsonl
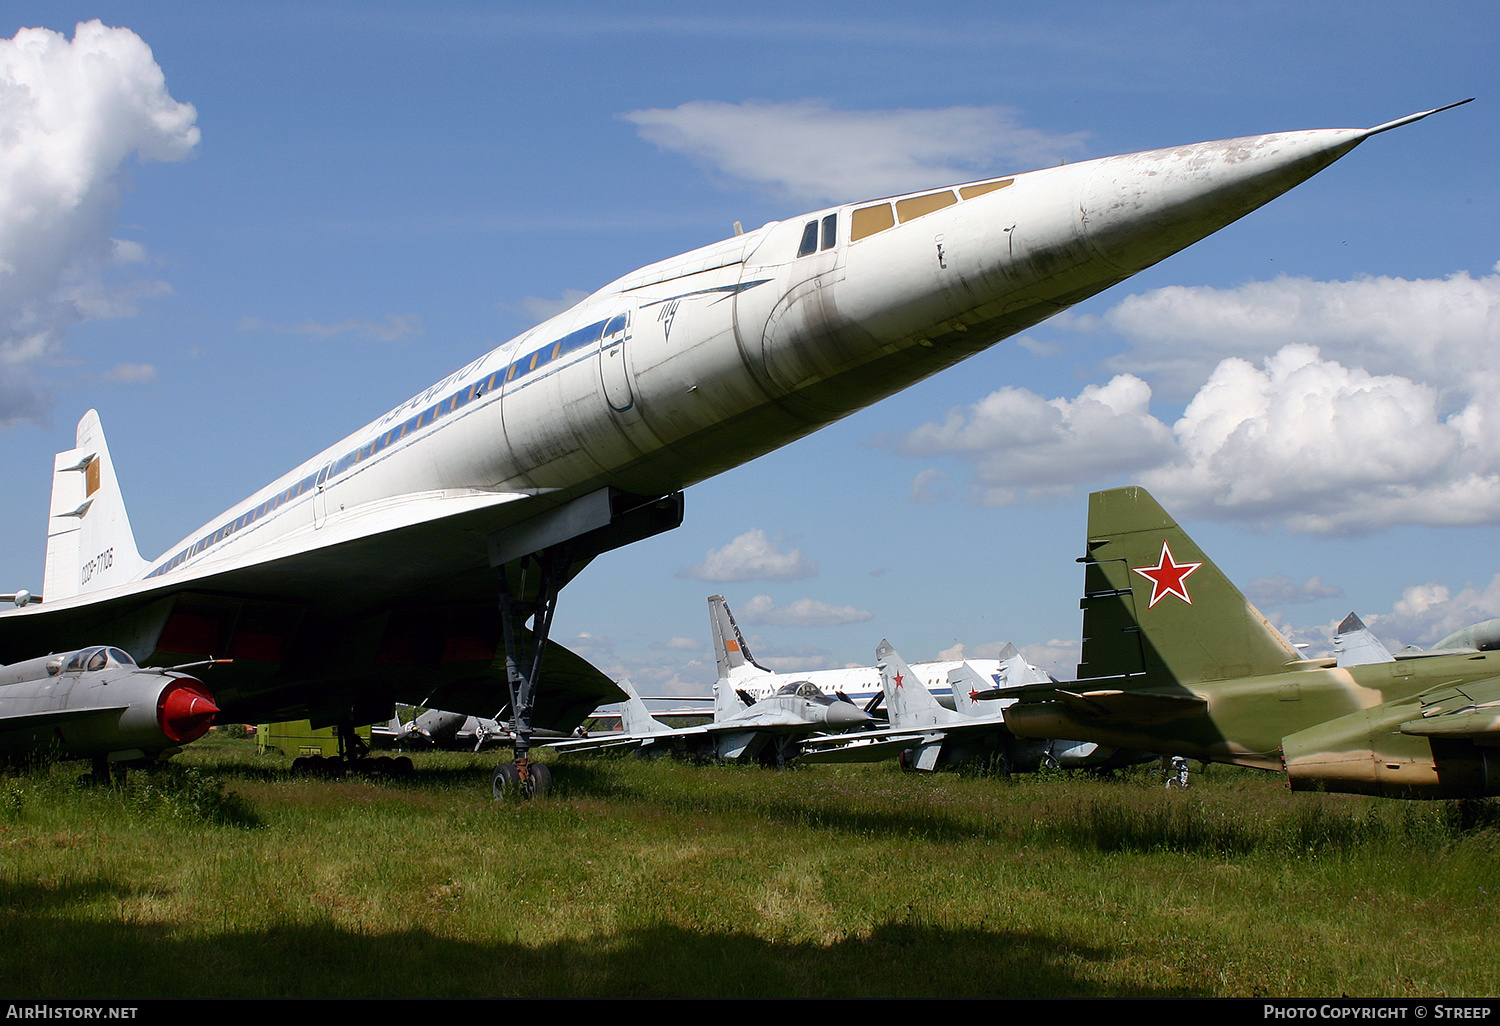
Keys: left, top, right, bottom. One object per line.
{"left": 0, "top": 101, "right": 1469, "bottom": 795}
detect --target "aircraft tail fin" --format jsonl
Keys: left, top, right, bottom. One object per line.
{"left": 43, "top": 410, "right": 148, "bottom": 601}
{"left": 948, "top": 662, "right": 995, "bottom": 718}
{"left": 949, "top": 644, "right": 1048, "bottom": 716}
{"left": 713, "top": 676, "right": 749, "bottom": 723}
{"left": 876, "top": 639, "right": 954, "bottom": 729}
{"left": 708, "top": 595, "right": 770, "bottom": 679}
{"left": 1333, "top": 613, "right": 1396, "bottom": 666}
{"left": 1077, "top": 487, "right": 1297, "bottom": 686}
{"left": 615, "top": 678, "right": 669, "bottom": 736}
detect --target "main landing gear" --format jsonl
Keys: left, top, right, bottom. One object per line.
{"left": 492, "top": 549, "right": 562, "bottom": 799}
{"left": 485, "top": 488, "right": 686, "bottom": 800}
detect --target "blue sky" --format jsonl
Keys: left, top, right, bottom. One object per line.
{"left": 0, "top": 1, "right": 1495, "bottom": 693}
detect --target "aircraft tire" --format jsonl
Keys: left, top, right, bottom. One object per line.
{"left": 492, "top": 762, "right": 520, "bottom": 798}
{"left": 526, "top": 762, "right": 553, "bottom": 797}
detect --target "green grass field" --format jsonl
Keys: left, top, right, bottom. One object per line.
{"left": 2, "top": 736, "right": 1497, "bottom": 998}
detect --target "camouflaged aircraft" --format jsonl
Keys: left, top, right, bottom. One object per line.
{"left": 1002, "top": 487, "right": 1500, "bottom": 799}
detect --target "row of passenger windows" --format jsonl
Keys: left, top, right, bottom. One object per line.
{"left": 147, "top": 314, "right": 628, "bottom": 579}
{"left": 795, "top": 178, "right": 1016, "bottom": 255}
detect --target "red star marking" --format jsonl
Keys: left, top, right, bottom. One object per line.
{"left": 892, "top": 672, "right": 905, "bottom": 689}
{"left": 1132, "top": 541, "right": 1203, "bottom": 609}
{"left": 968, "top": 688, "right": 981, "bottom": 702}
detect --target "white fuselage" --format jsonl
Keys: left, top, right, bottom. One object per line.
{"left": 721, "top": 659, "right": 1006, "bottom": 709}
{"left": 130, "top": 125, "right": 1372, "bottom": 593}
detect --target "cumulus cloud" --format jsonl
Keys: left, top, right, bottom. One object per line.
{"left": 679, "top": 529, "right": 817, "bottom": 582}
{"left": 0, "top": 20, "right": 199, "bottom": 425}
{"left": 623, "top": 100, "right": 1087, "bottom": 204}
{"left": 896, "top": 334, "right": 1500, "bottom": 532}
{"left": 1361, "top": 574, "right": 1500, "bottom": 651}
{"left": 1140, "top": 345, "right": 1500, "bottom": 532}
{"left": 893, "top": 373, "right": 1175, "bottom": 506}
{"left": 734, "top": 594, "right": 872, "bottom": 627}
{"left": 1100, "top": 268, "right": 1500, "bottom": 400}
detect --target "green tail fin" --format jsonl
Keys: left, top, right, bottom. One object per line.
{"left": 1077, "top": 487, "right": 1296, "bottom": 685}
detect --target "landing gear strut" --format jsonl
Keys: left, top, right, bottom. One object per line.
{"left": 484, "top": 488, "right": 686, "bottom": 799}
{"left": 493, "top": 549, "right": 563, "bottom": 798}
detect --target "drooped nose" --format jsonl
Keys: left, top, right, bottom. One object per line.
{"left": 1078, "top": 127, "right": 1367, "bottom": 275}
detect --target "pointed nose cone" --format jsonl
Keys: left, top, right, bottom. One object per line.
{"left": 1079, "top": 127, "right": 1369, "bottom": 275}
{"left": 157, "top": 678, "right": 220, "bottom": 743}
{"left": 825, "top": 701, "right": 874, "bottom": 728}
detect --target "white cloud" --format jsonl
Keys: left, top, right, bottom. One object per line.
{"left": 735, "top": 594, "right": 872, "bottom": 628}
{"left": 1101, "top": 269, "right": 1500, "bottom": 400}
{"left": 896, "top": 341, "right": 1500, "bottom": 533}
{"left": 1361, "top": 574, "right": 1500, "bottom": 651}
{"left": 894, "top": 373, "right": 1175, "bottom": 506}
{"left": 623, "top": 100, "right": 1087, "bottom": 204}
{"left": 0, "top": 21, "right": 198, "bottom": 425}
{"left": 679, "top": 529, "right": 817, "bottom": 582}
{"left": 1141, "top": 345, "right": 1500, "bottom": 533}
{"left": 1021, "top": 640, "right": 1080, "bottom": 682}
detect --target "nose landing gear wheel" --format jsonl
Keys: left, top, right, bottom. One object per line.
{"left": 492, "top": 761, "right": 553, "bottom": 798}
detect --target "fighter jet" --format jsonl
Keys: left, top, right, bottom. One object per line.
{"left": 1332, "top": 613, "right": 1396, "bottom": 668}
{"left": 800, "top": 640, "right": 1142, "bottom": 771}
{"left": 546, "top": 674, "right": 872, "bottom": 766}
{"left": 0, "top": 103, "right": 1467, "bottom": 796}
{"left": 707, "top": 594, "right": 1002, "bottom": 710}
{"left": 0, "top": 644, "right": 219, "bottom": 782}
{"left": 1002, "top": 486, "right": 1500, "bottom": 799}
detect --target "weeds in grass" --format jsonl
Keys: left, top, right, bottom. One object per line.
{"left": 2, "top": 742, "right": 1498, "bottom": 998}
{"left": 118, "top": 767, "right": 262, "bottom": 828}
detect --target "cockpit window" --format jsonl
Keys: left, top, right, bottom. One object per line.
{"left": 820, "top": 213, "right": 837, "bottom": 251}
{"left": 65, "top": 646, "right": 134, "bottom": 672}
{"left": 777, "top": 681, "right": 823, "bottom": 699}
{"left": 797, "top": 220, "right": 819, "bottom": 257}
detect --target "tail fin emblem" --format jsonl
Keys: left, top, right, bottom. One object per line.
{"left": 1133, "top": 541, "right": 1202, "bottom": 608}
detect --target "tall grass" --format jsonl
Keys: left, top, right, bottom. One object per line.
{"left": 0, "top": 741, "right": 1496, "bottom": 998}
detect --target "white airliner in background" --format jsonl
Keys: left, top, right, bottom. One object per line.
{"left": 705, "top": 593, "right": 1007, "bottom": 708}
{"left": 0, "top": 102, "right": 1468, "bottom": 794}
